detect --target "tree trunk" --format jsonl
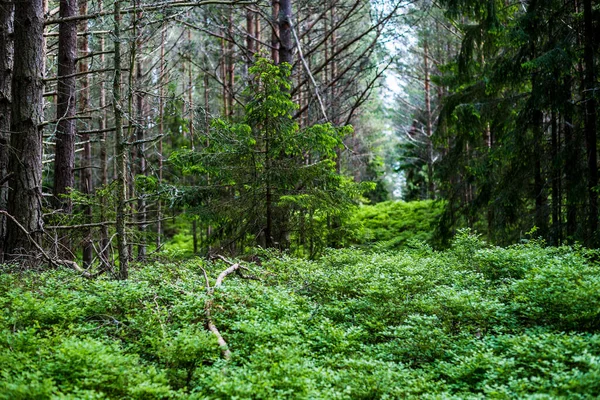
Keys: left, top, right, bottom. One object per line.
{"left": 254, "top": 11, "right": 261, "bottom": 54}
{"left": 113, "top": 0, "right": 128, "bottom": 279}
{"left": 424, "top": 38, "right": 435, "bottom": 199}
{"left": 533, "top": 107, "right": 548, "bottom": 237}
{"left": 227, "top": 8, "right": 235, "bottom": 118}
{"left": 204, "top": 67, "right": 212, "bottom": 253}
{"left": 265, "top": 126, "right": 273, "bottom": 247}
{"left": 78, "top": 0, "right": 93, "bottom": 267}
{"left": 278, "top": 0, "right": 293, "bottom": 65}
{"left": 246, "top": 8, "right": 255, "bottom": 65}
{"left": 136, "top": 26, "right": 147, "bottom": 259}
{"left": 0, "top": 1, "right": 14, "bottom": 262}
{"left": 156, "top": 23, "right": 166, "bottom": 249}
{"left": 220, "top": 36, "right": 228, "bottom": 116}
{"left": 98, "top": 0, "right": 110, "bottom": 262}
{"left": 551, "top": 110, "right": 560, "bottom": 244}
{"left": 563, "top": 75, "right": 578, "bottom": 239}
{"left": 53, "top": 0, "right": 78, "bottom": 215}
{"left": 5, "top": 0, "right": 45, "bottom": 261}
{"left": 583, "top": 0, "right": 598, "bottom": 245}
{"left": 187, "top": 28, "right": 197, "bottom": 253}
{"left": 528, "top": 2, "right": 548, "bottom": 238}
{"left": 271, "top": 0, "right": 280, "bottom": 64}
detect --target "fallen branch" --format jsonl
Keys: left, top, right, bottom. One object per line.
{"left": 200, "top": 266, "right": 232, "bottom": 360}
{"left": 215, "top": 263, "right": 243, "bottom": 287}
{"left": 214, "top": 254, "right": 262, "bottom": 281}
{"left": 237, "top": 270, "right": 262, "bottom": 281}
{"left": 200, "top": 256, "right": 263, "bottom": 360}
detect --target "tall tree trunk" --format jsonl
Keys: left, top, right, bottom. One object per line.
{"left": 0, "top": 1, "right": 14, "bottom": 262}
{"left": 265, "top": 130, "right": 273, "bottom": 247}
{"left": 246, "top": 7, "right": 255, "bottom": 65}
{"left": 187, "top": 23, "right": 195, "bottom": 148}
{"left": 136, "top": 11, "right": 147, "bottom": 259}
{"left": 136, "top": 54, "right": 147, "bottom": 259}
{"left": 551, "top": 110, "right": 560, "bottom": 244}
{"left": 187, "top": 26, "right": 198, "bottom": 253}
{"left": 533, "top": 107, "right": 548, "bottom": 237}
{"left": 564, "top": 75, "right": 578, "bottom": 239}
{"left": 6, "top": 0, "right": 45, "bottom": 261}
{"left": 583, "top": 0, "right": 598, "bottom": 245}
{"left": 79, "top": 0, "right": 93, "bottom": 267}
{"left": 227, "top": 8, "right": 235, "bottom": 118}
{"left": 156, "top": 23, "right": 166, "bottom": 250}
{"left": 278, "top": 0, "right": 293, "bottom": 65}
{"left": 254, "top": 11, "right": 261, "bottom": 54}
{"left": 113, "top": 0, "right": 129, "bottom": 279}
{"left": 204, "top": 69, "right": 212, "bottom": 253}
{"left": 271, "top": 0, "right": 280, "bottom": 64}
{"left": 220, "top": 36, "right": 228, "bottom": 116}
{"left": 528, "top": 2, "right": 548, "bottom": 238}
{"left": 98, "top": 0, "right": 110, "bottom": 262}
{"left": 126, "top": 3, "right": 138, "bottom": 261}
{"left": 53, "top": 0, "right": 78, "bottom": 259}
{"left": 424, "top": 38, "right": 435, "bottom": 199}
{"left": 54, "top": 0, "right": 77, "bottom": 214}
{"left": 330, "top": 3, "right": 340, "bottom": 173}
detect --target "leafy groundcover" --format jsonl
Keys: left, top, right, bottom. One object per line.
{"left": 1, "top": 232, "right": 600, "bottom": 399}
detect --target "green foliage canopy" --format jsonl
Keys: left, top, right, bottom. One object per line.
{"left": 169, "top": 58, "right": 371, "bottom": 255}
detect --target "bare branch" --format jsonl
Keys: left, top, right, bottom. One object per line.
{"left": 215, "top": 263, "right": 242, "bottom": 287}
{"left": 0, "top": 210, "right": 93, "bottom": 277}
{"left": 45, "top": 0, "right": 256, "bottom": 25}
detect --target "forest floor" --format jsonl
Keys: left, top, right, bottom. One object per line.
{"left": 1, "top": 231, "right": 600, "bottom": 398}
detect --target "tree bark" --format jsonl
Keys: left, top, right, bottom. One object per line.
{"left": 271, "top": 0, "right": 280, "bottom": 64}
{"left": 156, "top": 23, "right": 166, "bottom": 249}
{"left": 53, "top": 0, "right": 78, "bottom": 216}
{"left": 78, "top": 0, "right": 93, "bottom": 267}
{"left": 424, "top": 37, "right": 435, "bottom": 199}
{"left": 0, "top": 1, "right": 14, "bottom": 262}
{"left": 246, "top": 7, "right": 255, "bottom": 65}
{"left": 113, "top": 0, "right": 129, "bottom": 279}
{"left": 136, "top": 13, "right": 147, "bottom": 259}
{"left": 5, "top": 0, "right": 45, "bottom": 261}
{"left": 98, "top": 0, "right": 110, "bottom": 262}
{"left": 583, "top": 0, "right": 598, "bottom": 245}
{"left": 278, "top": 0, "right": 293, "bottom": 65}
{"left": 220, "top": 36, "right": 228, "bottom": 116}
{"left": 227, "top": 7, "right": 234, "bottom": 117}
{"left": 563, "top": 75, "right": 578, "bottom": 239}
{"left": 551, "top": 110, "right": 560, "bottom": 244}
{"left": 533, "top": 107, "right": 548, "bottom": 237}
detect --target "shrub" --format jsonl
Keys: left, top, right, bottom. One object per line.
{"left": 342, "top": 200, "right": 443, "bottom": 249}
{"left": 1, "top": 232, "right": 599, "bottom": 398}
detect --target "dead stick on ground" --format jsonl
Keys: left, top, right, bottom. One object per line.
{"left": 215, "top": 262, "right": 242, "bottom": 287}
{"left": 200, "top": 266, "right": 232, "bottom": 360}
{"left": 215, "top": 254, "right": 262, "bottom": 281}
{"left": 200, "top": 259, "right": 252, "bottom": 361}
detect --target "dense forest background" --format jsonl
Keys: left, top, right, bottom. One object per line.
{"left": 1, "top": 0, "right": 600, "bottom": 398}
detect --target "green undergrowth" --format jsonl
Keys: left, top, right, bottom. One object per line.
{"left": 342, "top": 200, "right": 444, "bottom": 249}
{"left": 1, "top": 231, "right": 600, "bottom": 398}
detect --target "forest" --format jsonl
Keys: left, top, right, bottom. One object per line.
{"left": 1, "top": 0, "right": 600, "bottom": 398}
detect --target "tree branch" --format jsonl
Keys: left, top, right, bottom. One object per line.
{"left": 45, "top": 0, "right": 256, "bottom": 25}
{"left": 0, "top": 210, "right": 94, "bottom": 277}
